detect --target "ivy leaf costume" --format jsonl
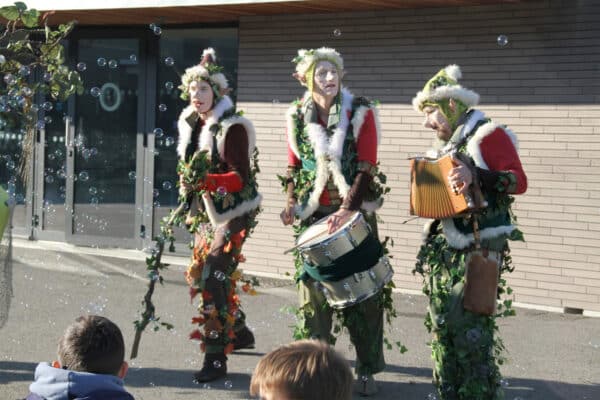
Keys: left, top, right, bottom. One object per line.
{"left": 177, "top": 48, "right": 261, "bottom": 383}
{"left": 283, "top": 86, "right": 393, "bottom": 379}
{"left": 413, "top": 65, "right": 527, "bottom": 400}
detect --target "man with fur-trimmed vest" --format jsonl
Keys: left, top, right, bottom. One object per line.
{"left": 280, "top": 47, "right": 389, "bottom": 397}
{"left": 412, "top": 65, "right": 527, "bottom": 400}
{"left": 176, "top": 48, "right": 261, "bottom": 383}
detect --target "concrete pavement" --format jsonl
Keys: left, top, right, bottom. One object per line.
{"left": 1, "top": 238, "right": 599, "bottom": 399}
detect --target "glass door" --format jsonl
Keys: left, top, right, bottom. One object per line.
{"left": 64, "top": 33, "right": 148, "bottom": 247}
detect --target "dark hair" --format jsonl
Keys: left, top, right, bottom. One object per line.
{"left": 57, "top": 315, "right": 125, "bottom": 375}
{"left": 250, "top": 339, "right": 353, "bottom": 400}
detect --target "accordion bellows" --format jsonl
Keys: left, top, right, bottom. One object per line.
{"left": 410, "top": 154, "right": 471, "bottom": 219}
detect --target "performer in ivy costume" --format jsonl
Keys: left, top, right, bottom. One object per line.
{"left": 177, "top": 48, "right": 262, "bottom": 383}
{"left": 280, "top": 47, "right": 389, "bottom": 396}
{"left": 412, "top": 65, "right": 527, "bottom": 399}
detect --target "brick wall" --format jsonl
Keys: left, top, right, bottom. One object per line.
{"left": 235, "top": 0, "right": 600, "bottom": 312}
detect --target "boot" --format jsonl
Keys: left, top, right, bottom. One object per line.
{"left": 233, "top": 326, "right": 255, "bottom": 350}
{"left": 193, "top": 353, "right": 227, "bottom": 383}
{"left": 353, "top": 374, "right": 378, "bottom": 396}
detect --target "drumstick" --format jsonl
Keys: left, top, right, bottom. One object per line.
{"left": 283, "top": 229, "right": 330, "bottom": 255}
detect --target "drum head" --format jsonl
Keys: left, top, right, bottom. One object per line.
{"left": 296, "top": 212, "right": 361, "bottom": 249}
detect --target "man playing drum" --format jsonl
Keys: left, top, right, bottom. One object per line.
{"left": 412, "top": 65, "right": 527, "bottom": 399}
{"left": 280, "top": 47, "right": 389, "bottom": 396}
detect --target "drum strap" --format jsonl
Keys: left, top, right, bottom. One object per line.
{"left": 299, "top": 234, "right": 383, "bottom": 282}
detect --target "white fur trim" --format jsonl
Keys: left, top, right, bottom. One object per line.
{"left": 466, "top": 121, "right": 519, "bottom": 170}
{"left": 441, "top": 218, "right": 516, "bottom": 249}
{"left": 218, "top": 115, "right": 256, "bottom": 160}
{"left": 444, "top": 64, "right": 462, "bottom": 81}
{"left": 412, "top": 85, "right": 480, "bottom": 113}
{"left": 202, "top": 47, "right": 217, "bottom": 63}
{"left": 177, "top": 96, "right": 234, "bottom": 159}
{"left": 295, "top": 155, "right": 329, "bottom": 220}
{"left": 202, "top": 192, "right": 262, "bottom": 227}
{"left": 295, "top": 47, "right": 344, "bottom": 76}
{"left": 177, "top": 104, "right": 197, "bottom": 158}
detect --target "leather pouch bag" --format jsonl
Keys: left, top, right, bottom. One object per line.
{"left": 463, "top": 250, "right": 499, "bottom": 315}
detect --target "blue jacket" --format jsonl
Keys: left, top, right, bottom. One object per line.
{"left": 25, "top": 362, "right": 135, "bottom": 400}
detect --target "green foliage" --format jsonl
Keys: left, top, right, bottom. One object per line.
{"left": 1, "top": 2, "right": 83, "bottom": 180}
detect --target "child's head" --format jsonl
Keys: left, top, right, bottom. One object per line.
{"left": 250, "top": 339, "right": 352, "bottom": 400}
{"left": 56, "top": 315, "right": 127, "bottom": 377}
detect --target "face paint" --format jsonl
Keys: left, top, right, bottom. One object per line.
{"left": 188, "top": 80, "right": 214, "bottom": 115}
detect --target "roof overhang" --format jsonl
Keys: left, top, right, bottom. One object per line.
{"left": 19, "top": 0, "right": 531, "bottom": 26}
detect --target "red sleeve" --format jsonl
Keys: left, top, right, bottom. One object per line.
{"left": 356, "top": 109, "right": 378, "bottom": 166}
{"left": 480, "top": 128, "right": 528, "bottom": 194}
{"left": 287, "top": 135, "right": 302, "bottom": 167}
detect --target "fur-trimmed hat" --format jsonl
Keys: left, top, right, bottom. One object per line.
{"left": 412, "top": 65, "right": 479, "bottom": 113}
{"left": 292, "top": 47, "right": 344, "bottom": 91}
{"left": 179, "top": 48, "right": 229, "bottom": 101}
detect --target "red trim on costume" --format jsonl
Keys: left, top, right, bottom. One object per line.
{"left": 480, "top": 128, "right": 528, "bottom": 194}
{"left": 356, "top": 109, "right": 378, "bottom": 165}
{"left": 201, "top": 172, "right": 244, "bottom": 193}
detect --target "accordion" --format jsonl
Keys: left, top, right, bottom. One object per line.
{"left": 409, "top": 154, "right": 476, "bottom": 219}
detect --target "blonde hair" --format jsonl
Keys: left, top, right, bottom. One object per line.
{"left": 250, "top": 340, "right": 352, "bottom": 400}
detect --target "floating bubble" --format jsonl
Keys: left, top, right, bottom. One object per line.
{"left": 214, "top": 271, "right": 226, "bottom": 281}
{"left": 97, "top": 57, "right": 107, "bottom": 67}
{"left": 158, "top": 103, "right": 167, "bottom": 112}
{"left": 497, "top": 34, "right": 509, "bottom": 47}
{"left": 54, "top": 149, "right": 63, "bottom": 158}
{"left": 164, "top": 136, "right": 175, "bottom": 147}
{"left": 44, "top": 116, "right": 53, "bottom": 124}
{"left": 78, "top": 171, "right": 89, "bottom": 181}
{"left": 164, "top": 57, "right": 175, "bottom": 67}
{"left": 22, "top": 87, "right": 33, "bottom": 97}
{"left": 42, "top": 101, "right": 53, "bottom": 111}
{"left": 90, "top": 196, "right": 99, "bottom": 205}
{"left": 19, "top": 65, "right": 31, "bottom": 76}
{"left": 333, "top": 28, "right": 342, "bottom": 37}
{"left": 90, "top": 87, "right": 101, "bottom": 97}
{"left": 224, "top": 380, "right": 233, "bottom": 389}
{"left": 3, "top": 74, "right": 16, "bottom": 85}
{"left": 108, "top": 59, "right": 118, "bottom": 69}
{"left": 361, "top": 375, "right": 369, "bottom": 382}
{"left": 76, "top": 62, "right": 87, "bottom": 71}
{"left": 153, "top": 200, "right": 160, "bottom": 207}
{"left": 165, "top": 81, "right": 174, "bottom": 90}
{"left": 90, "top": 147, "right": 98, "bottom": 156}
{"left": 152, "top": 127, "right": 164, "bottom": 138}
{"left": 45, "top": 175, "right": 54, "bottom": 184}
{"left": 82, "top": 149, "right": 92, "bottom": 160}
{"left": 272, "top": 99, "right": 280, "bottom": 104}
{"left": 212, "top": 360, "right": 222, "bottom": 368}
{"left": 43, "top": 72, "right": 53, "bottom": 81}
{"left": 500, "top": 379, "right": 509, "bottom": 387}
{"left": 427, "top": 394, "right": 438, "bottom": 400}
{"left": 153, "top": 188, "right": 159, "bottom": 198}
{"left": 89, "top": 187, "right": 98, "bottom": 195}
{"left": 153, "top": 26, "right": 162, "bottom": 36}
{"left": 36, "top": 121, "right": 45, "bottom": 130}
{"left": 129, "top": 54, "right": 137, "bottom": 62}
{"left": 436, "top": 315, "right": 445, "bottom": 326}
{"left": 162, "top": 181, "right": 172, "bottom": 190}
{"left": 208, "top": 330, "right": 220, "bottom": 339}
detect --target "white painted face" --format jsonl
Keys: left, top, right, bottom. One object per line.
{"left": 313, "top": 60, "right": 340, "bottom": 99}
{"left": 188, "top": 80, "right": 214, "bottom": 115}
{"left": 422, "top": 105, "right": 452, "bottom": 142}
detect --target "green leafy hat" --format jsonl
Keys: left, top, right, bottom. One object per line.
{"left": 292, "top": 47, "right": 344, "bottom": 92}
{"left": 179, "top": 48, "right": 229, "bottom": 101}
{"left": 412, "top": 65, "right": 479, "bottom": 113}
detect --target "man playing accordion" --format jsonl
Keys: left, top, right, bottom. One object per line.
{"left": 412, "top": 65, "right": 527, "bottom": 400}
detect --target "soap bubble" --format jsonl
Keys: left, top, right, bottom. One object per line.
{"left": 497, "top": 35, "right": 509, "bottom": 47}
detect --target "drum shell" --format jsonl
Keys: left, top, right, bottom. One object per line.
{"left": 314, "top": 256, "right": 393, "bottom": 309}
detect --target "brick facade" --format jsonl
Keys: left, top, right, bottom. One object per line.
{"left": 235, "top": 1, "right": 600, "bottom": 312}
